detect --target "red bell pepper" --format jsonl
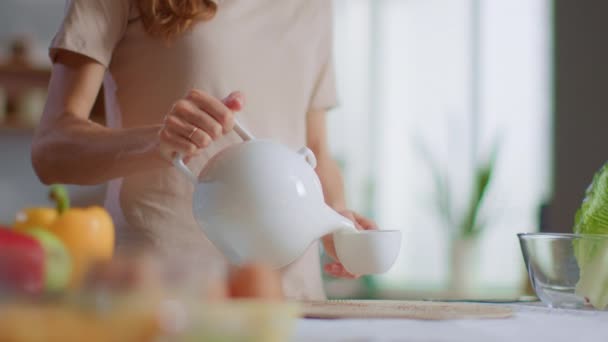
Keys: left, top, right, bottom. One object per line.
{"left": 0, "top": 227, "right": 45, "bottom": 294}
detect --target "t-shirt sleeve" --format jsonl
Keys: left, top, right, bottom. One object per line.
{"left": 308, "top": 3, "right": 338, "bottom": 112}
{"left": 49, "top": 0, "right": 130, "bottom": 68}
{"left": 309, "top": 56, "right": 338, "bottom": 112}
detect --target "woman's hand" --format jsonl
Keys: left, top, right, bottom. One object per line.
{"left": 322, "top": 209, "right": 377, "bottom": 279}
{"left": 159, "top": 90, "right": 244, "bottom": 161}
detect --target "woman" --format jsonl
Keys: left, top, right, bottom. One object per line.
{"left": 33, "top": 0, "right": 375, "bottom": 300}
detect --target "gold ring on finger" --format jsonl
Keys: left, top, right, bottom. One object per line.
{"left": 188, "top": 127, "right": 198, "bottom": 140}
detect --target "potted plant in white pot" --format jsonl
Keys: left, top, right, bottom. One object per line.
{"left": 419, "top": 140, "right": 498, "bottom": 298}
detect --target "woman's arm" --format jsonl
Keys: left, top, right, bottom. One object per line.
{"left": 306, "top": 110, "right": 347, "bottom": 211}
{"left": 306, "top": 110, "right": 377, "bottom": 278}
{"left": 32, "top": 50, "right": 241, "bottom": 185}
{"left": 32, "top": 51, "right": 164, "bottom": 185}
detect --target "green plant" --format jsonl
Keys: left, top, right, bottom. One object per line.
{"left": 418, "top": 140, "right": 499, "bottom": 239}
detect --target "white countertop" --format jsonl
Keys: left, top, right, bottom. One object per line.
{"left": 294, "top": 303, "right": 608, "bottom": 342}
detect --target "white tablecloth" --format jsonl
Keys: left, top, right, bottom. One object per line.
{"left": 294, "top": 303, "right": 608, "bottom": 342}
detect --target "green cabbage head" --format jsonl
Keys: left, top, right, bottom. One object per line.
{"left": 573, "top": 162, "right": 608, "bottom": 309}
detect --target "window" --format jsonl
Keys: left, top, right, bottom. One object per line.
{"left": 329, "top": 0, "right": 552, "bottom": 297}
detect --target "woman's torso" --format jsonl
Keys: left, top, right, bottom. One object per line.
{"left": 101, "top": 0, "right": 334, "bottom": 299}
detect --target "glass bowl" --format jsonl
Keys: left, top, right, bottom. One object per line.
{"left": 518, "top": 232, "right": 608, "bottom": 310}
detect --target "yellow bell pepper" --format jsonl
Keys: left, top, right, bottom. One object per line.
{"left": 13, "top": 207, "right": 57, "bottom": 231}
{"left": 15, "top": 185, "right": 115, "bottom": 288}
{"left": 47, "top": 185, "right": 115, "bottom": 287}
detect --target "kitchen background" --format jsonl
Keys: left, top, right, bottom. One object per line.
{"left": 1, "top": 0, "right": 606, "bottom": 300}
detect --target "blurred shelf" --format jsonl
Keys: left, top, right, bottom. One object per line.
{"left": 0, "top": 65, "right": 49, "bottom": 133}
{"left": 0, "top": 65, "right": 106, "bottom": 128}
{"left": 0, "top": 65, "right": 51, "bottom": 94}
{"left": 0, "top": 115, "right": 106, "bottom": 133}
{"left": 0, "top": 121, "right": 37, "bottom": 132}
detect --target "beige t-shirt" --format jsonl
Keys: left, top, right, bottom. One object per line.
{"left": 50, "top": 0, "right": 337, "bottom": 300}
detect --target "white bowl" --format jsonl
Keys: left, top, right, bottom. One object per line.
{"left": 334, "top": 230, "right": 402, "bottom": 275}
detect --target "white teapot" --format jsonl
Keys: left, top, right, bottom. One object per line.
{"left": 173, "top": 121, "right": 401, "bottom": 275}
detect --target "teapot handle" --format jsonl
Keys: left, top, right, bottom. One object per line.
{"left": 297, "top": 147, "right": 317, "bottom": 168}
{"left": 173, "top": 153, "right": 198, "bottom": 184}
{"left": 171, "top": 118, "right": 255, "bottom": 183}
{"left": 234, "top": 119, "right": 255, "bottom": 141}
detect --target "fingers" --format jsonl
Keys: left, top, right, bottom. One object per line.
{"left": 323, "top": 210, "right": 375, "bottom": 263}
{"left": 171, "top": 98, "right": 225, "bottom": 139}
{"left": 338, "top": 209, "right": 363, "bottom": 229}
{"left": 324, "top": 263, "right": 359, "bottom": 279}
{"left": 323, "top": 210, "right": 377, "bottom": 279}
{"left": 186, "top": 89, "right": 237, "bottom": 134}
{"left": 222, "top": 91, "right": 245, "bottom": 112}
{"left": 159, "top": 89, "right": 243, "bottom": 161}
{"left": 322, "top": 234, "right": 338, "bottom": 261}
{"left": 339, "top": 209, "right": 378, "bottom": 230}
{"left": 163, "top": 112, "right": 213, "bottom": 148}
{"left": 159, "top": 127, "right": 198, "bottom": 157}
{"left": 352, "top": 212, "right": 378, "bottom": 230}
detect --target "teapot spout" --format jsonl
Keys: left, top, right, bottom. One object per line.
{"left": 318, "top": 205, "right": 358, "bottom": 236}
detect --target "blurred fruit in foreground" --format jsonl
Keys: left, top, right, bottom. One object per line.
{"left": 205, "top": 278, "right": 229, "bottom": 300}
{"left": 13, "top": 208, "right": 57, "bottom": 232}
{"left": 0, "top": 297, "right": 297, "bottom": 342}
{"left": 0, "top": 255, "right": 296, "bottom": 341}
{"left": 0, "top": 228, "right": 45, "bottom": 294}
{"left": 22, "top": 228, "right": 71, "bottom": 292}
{"left": 228, "top": 263, "right": 284, "bottom": 300}
{"left": 83, "top": 253, "right": 163, "bottom": 294}
{"left": 45, "top": 185, "right": 114, "bottom": 288}
{"left": 0, "top": 300, "right": 160, "bottom": 342}
{"left": 10, "top": 185, "right": 115, "bottom": 289}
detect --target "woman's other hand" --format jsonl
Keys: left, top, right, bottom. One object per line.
{"left": 322, "top": 210, "right": 377, "bottom": 279}
{"left": 159, "top": 90, "right": 244, "bottom": 161}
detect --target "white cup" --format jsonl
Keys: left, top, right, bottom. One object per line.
{"left": 334, "top": 230, "right": 402, "bottom": 275}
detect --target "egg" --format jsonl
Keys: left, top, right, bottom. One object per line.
{"left": 228, "top": 263, "right": 284, "bottom": 300}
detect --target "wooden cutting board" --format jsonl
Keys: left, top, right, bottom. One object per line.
{"left": 300, "top": 300, "right": 513, "bottom": 320}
